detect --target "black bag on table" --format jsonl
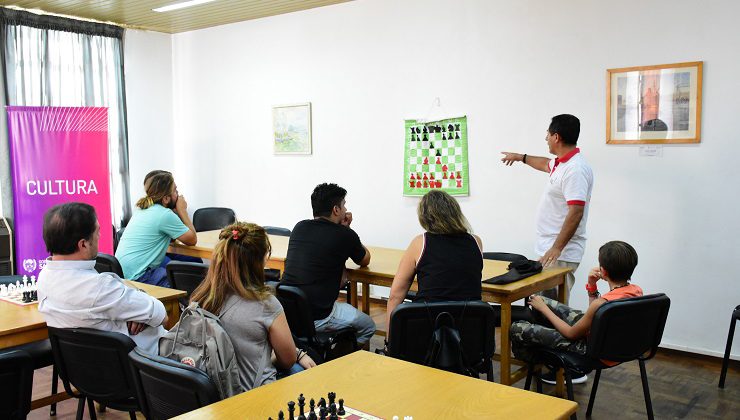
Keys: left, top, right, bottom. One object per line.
{"left": 483, "top": 259, "right": 543, "bottom": 285}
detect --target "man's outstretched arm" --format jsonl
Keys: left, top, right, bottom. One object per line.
{"left": 501, "top": 152, "right": 551, "bottom": 173}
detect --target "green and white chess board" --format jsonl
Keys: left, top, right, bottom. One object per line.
{"left": 403, "top": 116, "right": 469, "bottom": 196}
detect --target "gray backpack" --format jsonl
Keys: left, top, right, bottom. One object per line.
{"left": 159, "top": 302, "right": 241, "bottom": 399}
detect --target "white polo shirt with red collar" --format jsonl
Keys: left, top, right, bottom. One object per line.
{"left": 534, "top": 147, "right": 593, "bottom": 263}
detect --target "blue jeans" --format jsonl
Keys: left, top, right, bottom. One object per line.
{"left": 314, "top": 302, "right": 376, "bottom": 345}
{"left": 136, "top": 266, "right": 170, "bottom": 288}
{"left": 277, "top": 363, "right": 305, "bottom": 379}
{"left": 135, "top": 254, "right": 203, "bottom": 288}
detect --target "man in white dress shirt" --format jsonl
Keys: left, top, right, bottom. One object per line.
{"left": 37, "top": 202, "right": 168, "bottom": 354}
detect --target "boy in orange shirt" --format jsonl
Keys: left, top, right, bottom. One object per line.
{"left": 510, "top": 241, "right": 643, "bottom": 383}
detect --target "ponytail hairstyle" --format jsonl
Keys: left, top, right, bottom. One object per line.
{"left": 136, "top": 171, "right": 175, "bottom": 209}
{"left": 190, "top": 222, "right": 273, "bottom": 315}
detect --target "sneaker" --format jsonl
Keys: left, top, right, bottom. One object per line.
{"left": 540, "top": 370, "right": 588, "bottom": 385}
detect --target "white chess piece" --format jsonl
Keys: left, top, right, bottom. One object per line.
{"left": 31, "top": 275, "right": 36, "bottom": 282}
{"left": 22, "top": 275, "right": 28, "bottom": 282}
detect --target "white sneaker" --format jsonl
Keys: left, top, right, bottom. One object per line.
{"left": 540, "top": 370, "right": 588, "bottom": 385}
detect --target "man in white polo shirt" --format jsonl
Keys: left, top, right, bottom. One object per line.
{"left": 37, "top": 202, "right": 168, "bottom": 354}
{"left": 501, "top": 114, "right": 594, "bottom": 302}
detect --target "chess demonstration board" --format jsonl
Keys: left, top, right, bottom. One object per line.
{"left": 403, "top": 116, "right": 469, "bottom": 196}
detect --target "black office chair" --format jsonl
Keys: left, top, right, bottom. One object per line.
{"left": 128, "top": 347, "right": 220, "bottom": 419}
{"left": 275, "top": 284, "right": 358, "bottom": 363}
{"left": 192, "top": 207, "right": 236, "bottom": 232}
{"left": 3, "top": 340, "right": 60, "bottom": 416}
{"left": 48, "top": 327, "right": 140, "bottom": 420}
{"left": 387, "top": 300, "right": 496, "bottom": 381}
{"left": 482, "top": 252, "right": 534, "bottom": 327}
{"left": 95, "top": 253, "right": 124, "bottom": 278}
{"left": 524, "top": 294, "right": 670, "bottom": 420}
{"left": 0, "top": 276, "right": 60, "bottom": 416}
{"left": 719, "top": 304, "right": 740, "bottom": 388}
{"left": 166, "top": 261, "right": 209, "bottom": 306}
{"left": 264, "top": 226, "right": 291, "bottom": 237}
{"left": 114, "top": 227, "right": 126, "bottom": 253}
{"left": 0, "top": 349, "right": 33, "bottom": 420}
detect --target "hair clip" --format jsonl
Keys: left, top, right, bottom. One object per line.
{"left": 231, "top": 229, "right": 239, "bottom": 240}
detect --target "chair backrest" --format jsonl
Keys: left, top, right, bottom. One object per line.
{"left": 192, "top": 207, "right": 236, "bottom": 232}
{"left": 166, "top": 261, "right": 209, "bottom": 301}
{"left": 128, "top": 348, "right": 220, "bottom": 420}
{"left": 264, "top": 226, "right": 291, "bottom": 237}
{"left": 587, "top": 293, "right": 671, "bottom": 362}
{"left": 482, "top": 252, "right": 527, "bottom": 262}
{"left": 114, "top": 227, "right": 126, "bottom": 252}
{"left": 95, "top": 253, "right": 124, "bottom": 278}
{"left": 388, "top": 301, "right": 496, "bottom": 372}
{"left": 47, "top": 327, "right": 139, "bottom": 405}
{"left": 0, "top": 349, "right": 33, "bottom": 420}
{"left": 274, "top": 284, "right": 317, "bottom": 340}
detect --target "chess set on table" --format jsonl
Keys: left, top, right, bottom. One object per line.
{"left": 269, "top": 392, "right": 384, "bottom": 420}
{"left": 0, "top": 275, "right": 39, "bottom": 306}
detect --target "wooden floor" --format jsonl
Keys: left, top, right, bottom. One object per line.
{"left": 28, "top": 299, "right": 740, "bottom": 419}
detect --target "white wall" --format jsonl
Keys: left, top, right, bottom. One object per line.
{"left": 124, "top": 30, "right": 176, "bottom": 206}
{"left": 128, "top": 0, "right": 740, "bottom": 358}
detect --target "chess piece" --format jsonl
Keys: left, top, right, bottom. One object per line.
{"left": 435, "top": 125, "right": 441, "bottom": 132}
{"left": 319, "top": 398, "right": 326, "bottom": 409}
{"left": 329, "top": 415, "right": 338, "bottom": 420}
{"left": 415, "top": 127, "right": 421, "bottom": 134}
{"left": 455, "top": 124, "right": 460, "bottom": 131}
{"left": 308, "top": 399, "right": 317, "bottom": 420}
{"left": 455, "top": 132, "right": 460, "bottom": 139}
{"left": 328, "top": 392, "right": 336, "bottom": 405}
{"left": 298, "top": 394, "right": 306, "bottom": 420}
{"left": 448, "top": 124, "right": 454, "bottom": 131}
{"left": 423, "top": 134, "right": 428, "bottom": 141}
{"left": 288, "top": 401, "right": 296, "bottom": 420}
{"left": 279, "top": 411, "right": 285, "bottom": 420}
{"left": 329, "top": 403, "right": 337, "bottom": 415}
{"left": 319, "top": 407, "right": 327, "bottom": 420}
{"left": 337, "top": 399, "right": 345, "bottom": 416}
{"left": 423, "top": 126, "right": 428, "bottom": 134}
{"left": 442, "top": 133, "right": 446, "bottom": 140}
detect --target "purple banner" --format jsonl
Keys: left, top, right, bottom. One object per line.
{"left": 7, "top": 106, "right": 113, "bottom": 277}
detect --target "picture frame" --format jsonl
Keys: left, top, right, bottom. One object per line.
{"left": 606, "top": 61, "right": 702, "bottom": 144}
{"left": 273, "top": 102, "right": 312, "bottom": 154}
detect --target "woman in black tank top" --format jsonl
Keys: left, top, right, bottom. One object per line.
{"left": 385, "top": 191, "right": 483, "bottom": 332}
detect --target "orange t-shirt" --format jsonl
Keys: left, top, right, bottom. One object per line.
{"left": 601, "top": 284, "right": 643, "bottom": 302}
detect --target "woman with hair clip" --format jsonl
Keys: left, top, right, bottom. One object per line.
{"left": 385, "top": 190, "right": 484, "bottom": 334}
{"left": 190, "top": 222, "right": 315, "bottom": 392}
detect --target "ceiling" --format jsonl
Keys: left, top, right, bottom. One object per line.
{"left": 0, "top": 0, "right": 351, "bottom": 34}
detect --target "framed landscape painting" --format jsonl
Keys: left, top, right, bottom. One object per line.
{"left": 273, "top": 102, "right": 312, "bottom": 154}
{"left": 607, "top": 61, "right": 702, "bottom": 144}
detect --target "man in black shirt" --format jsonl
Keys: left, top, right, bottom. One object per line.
{"left": 282, "top": 183, "right": 376, "bottom": 346}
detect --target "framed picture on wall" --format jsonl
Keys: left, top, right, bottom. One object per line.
{"left": 606, "top": 61, "right": 702, "bottom": 144}
{"left": 273, "top": 102, "right": 312, "bottom": 154}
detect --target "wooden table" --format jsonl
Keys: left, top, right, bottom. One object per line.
{"left": 0, "top": 281, "right": 186, "bottom": 409}
{"left": 174, "top": 351, "right": 578, "bottom": 419}
{"left": 169, "top": 231, "right": 570, "bottom": 387}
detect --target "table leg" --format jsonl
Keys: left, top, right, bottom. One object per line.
{"left": 556, "top": 273, "right": 567, "bottom": 397}
{"left": 500, "top": 302, "right": 512, "bottom": 385}
{"left": 164, "top": 301, "right": 181, "bottom": 329}
{"left": 349, "top": 281, "right": 358, "bottom": 308}
{"left": 361, "top": 283, "right": 370, "bottom": 314}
